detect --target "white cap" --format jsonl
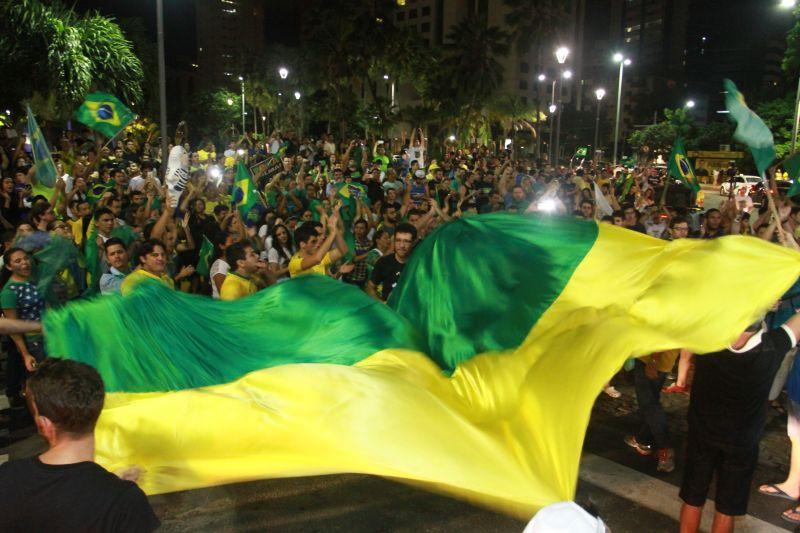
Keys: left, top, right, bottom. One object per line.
{"left": 523, "top": 502, "right": 607, "bottom": 533}
{"left": 414, "top": 169, "right": 426, "bottom": 178}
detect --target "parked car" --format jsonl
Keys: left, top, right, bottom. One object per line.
{"left": 719, "top": 175, "right": 761, "bottom": 196}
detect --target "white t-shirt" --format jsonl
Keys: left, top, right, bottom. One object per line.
{"left": 404, "top": 145, "right": 425, "bottom": 167}
{"left": 209, "top": 258, "right": 230, "bottom": 299}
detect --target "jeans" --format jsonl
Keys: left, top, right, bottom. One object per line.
{"left": 633, "top": 359, "right": 671, "bottom": 450}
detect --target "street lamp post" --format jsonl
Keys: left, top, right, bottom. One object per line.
{"left": 554, "top": 47, "right": 570, "bottom": 166}
{"left": 536, "top": 74, "right": 546, "bottom": 160}
{"left": 239, "top": 76, "right": 246, "bottom": 136}
{"left": 594, "top": 88, "right": 606, "bottom": 163}
{"left": 155, "top": 0, "right": 168, "bottom": 175}
{"left": 548, "top": 104, "right": 557, "bottom": 163}
{"left": 612, "top": 53, "right": 632, "bottom": 167}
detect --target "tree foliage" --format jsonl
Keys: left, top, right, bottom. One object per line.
{"left": 184, "top": 90, "right": 241, "bottom": 143}
{"left": 0, "top": 0, "right": 144, "bottom": 112}
{"left": 503, "top": 0, "right": 570, "bottom": 55}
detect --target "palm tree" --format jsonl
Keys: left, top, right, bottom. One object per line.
{"left": 483, "top": 95, "right": 542, "bottom": 158}
{"left": 0, "top": 0, "right": 144, "bottom": 111}
{"left": 503, "top": 0, "right": 570, "bottom": 55}
{"left": 420, "top": 14, "right": 509, "bottom": 139}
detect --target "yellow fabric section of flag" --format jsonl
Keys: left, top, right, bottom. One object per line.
{"left": 93, "top": 225, "right": 800, "bottom": 517}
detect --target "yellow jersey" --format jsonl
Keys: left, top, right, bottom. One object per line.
{"left": 219, "top": 272, "right": 258, "bottom": 300}
{"left": 288, "top": 252, "right": 332, "bottom": 278}
{"left": 120, "top": 269, "right": 174, "bottom": 296}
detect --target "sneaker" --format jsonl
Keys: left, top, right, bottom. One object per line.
{"left": 657, "top": 448, "right": 675, "bottom": 473}
{"left": 624, "top": 435, "right": 653, "bottom": 456}
{"left": 603, "top": 386, "right": 622, "bottom": 399}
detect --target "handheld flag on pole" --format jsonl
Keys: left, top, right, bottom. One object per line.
{"left": 231, "top": 162, "right": 259, "bottom": 222}
{"left": 574, "top": 146, "right": 589, "bottom": 159}
{"left": 74, "top": 92, "right": 135, "bottom": 140}
{"left": 26, "top": 106, "right": 57, "bottom": 188}
{"left": 87, "top": 181, "right": 116, "bottom": 206}
{"left": 724, "top": 79, "right": 776, "bottom": 177}
{"left": 667, "top": 138, "right": 700, "bottom": 192}
{"left": 196, "top": 236, "right": 214, "bottom": 277}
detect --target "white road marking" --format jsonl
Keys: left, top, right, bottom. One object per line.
{"left": 580, "top": 453, "right": 788, "bottom": 532}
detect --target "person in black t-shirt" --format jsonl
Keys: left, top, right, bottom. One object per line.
{"left": 679, "top": 312, "right": 800, "bottom": 533}
{"left": 367, "top": 222, "right": 416, "bottom": 302}
{"left": 0, "top": 358, "right": 159, "bottom": 533}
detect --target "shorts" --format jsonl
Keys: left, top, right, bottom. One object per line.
{"left": 788, "top": 400, "right": 800, "bottom": 439}
{"left": 679, "top": 431, "right": 758, "bottom": 516}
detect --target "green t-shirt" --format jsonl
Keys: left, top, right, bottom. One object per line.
{"left": 373, "top": 155, "right": 390, "bottom": 173}
{"left": 1, "top": 280, "right": 45, "bottom": 322}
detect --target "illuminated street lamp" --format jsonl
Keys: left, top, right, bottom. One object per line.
{"left": 554, "top": 47, "right": 570, "bottom": 165}
{"left": 612, "top": 53, "right": 632, "bottom": 166}
{"left": 685, "top": 99, "right": 696, "bottom": 109}
{"left": 594, "top": 88, "right": 606, "bottom": 161}
{"left": 278, "top": 67, "right": 289, "bottom": 79}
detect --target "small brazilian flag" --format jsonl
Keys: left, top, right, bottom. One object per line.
{"left": 196, "top": 236, "right": 214, "bottom": 277}
{"left": 574, "top": 146, "right": 589, "bottom": 158}
{"left": 74, "top": 92, "right": 135, "bottom": 139}
{"left": 667, "top": 138, "right": 700, "bottom": 192}
{"left": 26, "top": 106, "right": 57, "bottom": 188}
{"left": 231, "top": 162, "right": 259, "bottom": 221}
{"left": 88, "top": 181, "right": 115, "bottom": 205}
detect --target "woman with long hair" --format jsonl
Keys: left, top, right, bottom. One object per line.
{"left": 265, "top": 224, "right": 295, "bottom": 281}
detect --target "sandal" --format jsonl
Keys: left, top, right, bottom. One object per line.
{"left": 782, "top": 504, "right": 800, "bottom": 525}
{"left": 662, "top": 383, "right": 688, "bottom": 394}
{"left": 603, "top": 386, "right": 621, "bottom": 399}
{"left": 759, "top": 484, "right": 798, "bottom": 501}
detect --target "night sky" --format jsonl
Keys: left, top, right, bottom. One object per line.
{"left": 73, "top": 0, "right": 793, "bottom": 86}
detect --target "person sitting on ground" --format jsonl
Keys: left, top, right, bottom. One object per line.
{"left": 0, "top": 358, "right": 159, "bottom": 532}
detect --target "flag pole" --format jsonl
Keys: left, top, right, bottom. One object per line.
{"left": 762, "top": 169, "right": 786, "bottom": 246}
{"left": 99, "top": 118, "right": 135, "bottom": 153}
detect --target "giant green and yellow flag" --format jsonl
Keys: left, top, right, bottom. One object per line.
{"left": 74, "top": 92, "right": 135, "bottom": 139}
{"left": 667, "top": 137, "right": 700, "bottom": 192}
{"left": 43, "top": 214, "right": 800, "bottom": 517}
{"left": 26, "top": 106, "right": 57, "bottom": 188}
{"left": 724, "top": 79, "right": 776, "bottom": 176}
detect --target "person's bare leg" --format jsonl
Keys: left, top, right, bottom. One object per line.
{"left": 680, "top": 503, "right": 703, "bottom": 533}
{"left": 710, "top": 511, "right": 734, "bottom": 533}
{"left": 762, "top": 435, "right": 800, "bottom": 498}
{"left": 676, "top": 350, "right": 693, "bottom": 388}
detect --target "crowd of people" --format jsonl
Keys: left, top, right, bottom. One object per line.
{"left": 1, "top": 124, "right": 800, "bottom": 531}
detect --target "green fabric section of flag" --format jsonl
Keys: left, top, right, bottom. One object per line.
{"left": 74, "top": 92, "right": 135, "bottom": 140}
{"left": 43, "top": 214, "right": 598, "bottom": 391}
{"left": 26, "top": 106, "right": 57, "bottom": 188}
{"left": 44, "top": 276, "right": 424, "bottom": 393}
{"left": 785, "top": 153, "right": 800, "bottom": 197}
{"left": 231, "top": 162, "right": 258, "bottom": 221}
{"left": 196, "top": 236, "right": 214, "bottom": 277}
{"left": 667, "top": 138, "right": 700, "bottom": 192}
{"left": 574, "top": 146, "right": 589, "bottom": 158}
{"left": 388, "top": 214, "right": 598, "bottom": 372}
{"left": 724, "top": 79, "right": 776, "bottom": 176}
